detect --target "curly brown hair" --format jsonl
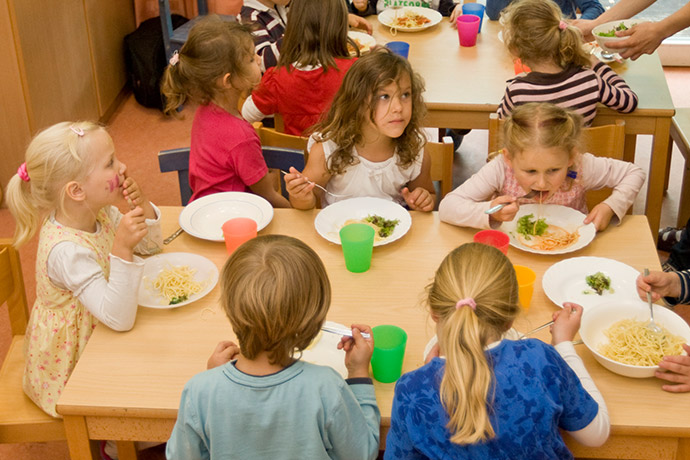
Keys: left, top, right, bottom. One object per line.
{"left": 313, "top": 48, "right": 427, "bottom": 175}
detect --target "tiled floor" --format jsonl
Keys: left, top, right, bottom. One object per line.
{"left": 1, "top": 65, "right": 689, "bottom": 459}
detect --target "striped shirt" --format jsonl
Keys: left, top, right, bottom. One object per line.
{"left": 238, "top": 0, "right": 287, "bottom": 72}
{"left": 497, "top": 62, "right": 638, "bottom": 125}
{"left": 669, "top": 270, "right": 690, "bottom": 306}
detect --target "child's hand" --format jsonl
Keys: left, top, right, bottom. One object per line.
{"left": 348, "top": 13, "right": 373, "bottom": 34}
{"left": 285, "top": 167, "right": 316, "bottom": 203}
{"left": 488, "top": 196, "right": 519, "bottom": 222}
{"left": 656, "top": 344, "right": 690, "bottom": 393}
{"left": 584, "top": 203, "right": 614, "bottom": 231}
{"left": 449, "top": 4, "right": 463, "bottom": 28}
{"left": 337, "top": 324, "right": 374, "bottom": 379}
{"left": 122, "top": 173, "right": 155, "bottom": 218}
{"left": 111, "top": 206, "right": 148, "bottom": 261}
{"left": 550, "top": 302, "right": 583, "bottom": 345}
{"left": 402, "top": 187, "right": 434, "bottom": 212}
{"left": 636, "top": 271, "right": 682, "bottom": 302}
{"left": 207, "top": 340, "right": 240, "bottom": 369}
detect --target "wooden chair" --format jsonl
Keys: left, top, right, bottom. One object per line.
{"left": 158, "top": 146, "right": 305, "bottom": 202}
{"left": 667, "top": 108, "right": 690, "bottom": 227}
{"left": 0, "top": 239, "right": 65, "bottom": 443}
{"left": 487, "top": 114, "right": 628, "bottom": 212}
{"left": 426, "top": 136, "right": 455, "bottom": 203}
{"left": 254, "top": 122, "right": 309, "bottom": 155}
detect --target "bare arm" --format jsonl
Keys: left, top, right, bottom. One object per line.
{"left": 285, "top": 142, "right": 331, "bottom": 210}
{"left": 249, "top": 174, "right": 291, "bottom": 208}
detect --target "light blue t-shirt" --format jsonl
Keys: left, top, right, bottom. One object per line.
{"left": 166, "top": 359, "right": 380, "bottom": 460}
{"left": 384, "top": 339, "right": 598, "bottom": 460}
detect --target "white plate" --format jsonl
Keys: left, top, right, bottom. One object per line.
{"left": 378, "top": 7, "right": 442, "bottom": 32}
{"left": 179, "top": 192, "right": 273, "bottom": 242}
{"left": 542, "top": 257, "right": 641, "bottom": 310}
{"left": 499, "top": 204, "right": 596, "bottom": 255}
{"left": 301, "top": 321, "right": 348, "bottom": 378}
{"left": 138, "top": 253, "right": 219, "bottom": 309}
{"left": 348, "top": 30, "right": 376, "bottom": 56}
{"left": 314, "top": 197, "right": 412, "bottom": 247}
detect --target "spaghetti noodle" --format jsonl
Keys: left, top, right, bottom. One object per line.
{"left": 150, "top": 264, "right": 204, "bottom": 305}
{"left": 599, "top": 319, "right": 686, "bottom": 366}
{"left": 516, "top": 224, "right": 580, "bottom": 251}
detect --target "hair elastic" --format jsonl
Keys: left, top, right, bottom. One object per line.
{"left": 567, "top": 169, "right": 578, "bottom": 179}
{"left": 558, "top": 20, "right": 568, "bottom": 30}
{"left": 169, "top": 51, "right": 179, "bottom": 66}
{"left": 17, "top": 162, "right": 30, "bottom": 182}
{"left": 70, "top": 126, "right": 84, "bottom": 136}
{"left": 455, "top": 298, "right": 476, "bottom": 310}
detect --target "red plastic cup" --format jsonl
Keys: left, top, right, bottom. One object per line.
{"left": 473, "top": 229, "right": 510, "bottom": 254}
{"left": 457, "top": 15, "right": 480, "bottom": 47}
{"left": 222, "top": 218, "right": 257, "bottom": 255}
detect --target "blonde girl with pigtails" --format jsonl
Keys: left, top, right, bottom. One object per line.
{"left": 384, "top": 243, "right": 610, "bottom": 459}
{"left": 5, "top": 121, "right": 162, "bottom": 419}
{"left": 497, "top": 0, "right": 637, "bottom": 125}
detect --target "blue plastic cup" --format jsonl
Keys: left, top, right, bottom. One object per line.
{"left": 386, "top": 41, "right": 410, "bottom": 59}
{"left": 462, "top": 3, "right": 486, "bottom": 33}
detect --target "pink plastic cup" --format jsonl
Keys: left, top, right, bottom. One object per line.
{"left": 457, "top": 15, "right": 480, "bottom": 47}
{"left": 222, "top": 217, "right": 257, "bottom": 255}
{"left": 473, "top": 229, "right": 510, "bottom": 255}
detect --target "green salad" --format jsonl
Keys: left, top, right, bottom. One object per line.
{"left": 596, "top": 22, "right": 630, "bottom": 37}
{"left": 365, "top": 215, "right": 399, "bottom": 238}
{"left": 516, "top": 214, "right": 548, "bottom": 240}
{"left": 583, "top": 272, "right": 613, "bottom": 295}
{"left": 169, "top": 295, "right": 188, "bottom": 305}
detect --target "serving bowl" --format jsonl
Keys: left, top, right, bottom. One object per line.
{"left": 579, "top": 300, "right": 690, "bottom": 378}
{"left": 592, "top": 19, "right": 645, "bottom": 54}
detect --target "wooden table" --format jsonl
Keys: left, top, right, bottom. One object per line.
{"left": 368, "top": 17, "right": 675, "bottom": 236}
{"left": 58, "top": 208, "right": 690, "bottom": 459}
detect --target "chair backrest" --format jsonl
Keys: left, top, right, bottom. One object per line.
{"left": 158, "top": 147, "right": 192, "bottom": 205}
{"left": 262, "top": 146, "right": 306, "bottom": 199}
{"left": 487, "top": 114, "right": 628, "bottom": 211}
{"left": 426, "top": 136, "right": 455, "bottom": 201}
{"left": 255, "top": 122, "right": 308, "bottom": 155}
{"left": 0, "top": 240, "right": 28, "bottom": 337}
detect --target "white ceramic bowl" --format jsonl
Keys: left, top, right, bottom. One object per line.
{"left": 580, "top": 300, "right": 690, "bottom": 378}
{"left": 592, "top": 19, "right": 644, "bottom": 54}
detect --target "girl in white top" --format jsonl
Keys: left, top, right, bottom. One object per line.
{"left": 285, "top": 48, "right": 436, "bottom": 211}
{"left": 5, "top": 121, "right": 162, "bottom": 417}
{"left": 439, "top": 102, "right": 645, "bottom": 231}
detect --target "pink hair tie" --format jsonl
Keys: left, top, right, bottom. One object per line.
{"left": 559, "top": 20, "right": 568, "bottom": 30}
{"left": 17, "top": 162, "right": 30, "bottom": 182}
{"left": 455, "top": 298, "right": 476, "bottom": 310}
{"left": 169, "top": 51, "right": 180, "bottom": 66}
{"left": 70, "top": 126, "right": 84, "bottom": 136}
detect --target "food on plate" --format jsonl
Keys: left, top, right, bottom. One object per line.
{"left": 516, "top": 213, "right": 548, "bottom": 240}
{"left": 347, "top": 37, "right": 372, "bottom": 56}
{"left": 391, "top": 9, "right": 431, "bottom": 28}
{"left": 514, "top": 214, "right": 579, "bottom": 251}
{"left": 596, "top": 22, "right": 631, "bottom": 37}
{"left": 148, "top": 264, "right": 205, "bottom": 305}
{"left": 584, "top": 272, "right": 613, "bottom": 295}
{"left": 343, "top": 214, "right": 400, "bottom": 241}
{"left": 598, "top": 319, "right": 686, "bottom": 366}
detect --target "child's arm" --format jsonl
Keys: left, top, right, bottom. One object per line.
{"left": 348, "top": 13, "right": 373, "bottom": 34}
{"left": 166, "top": 383, "right": 207, "bottom": 460}
{"left": 402, "top": 150, "right": 436, "bottom": 212}
{"left": 285, "top": 142, "right": 331, "bottom": 210}
{"left": 593, "top": 61, "right": 639, "bottom": 113}
{"left": 580, "top": 153, "right": 646, "bottom": 230}
{"left": 438, "top": 157, "right": 509, "bottom": 228}
{"left": 574, "top": 0, "right": 605, "bottom": 20}
{"left": 249, "top": 174, "right": 291, "bottom": 208}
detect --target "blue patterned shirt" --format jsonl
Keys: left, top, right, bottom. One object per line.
{"left": 384, "top": 339, "right": 598, "bottom": 460}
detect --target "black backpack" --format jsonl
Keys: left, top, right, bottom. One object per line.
{"left": 124, "top": 14, "right": 188, "bottom": 110}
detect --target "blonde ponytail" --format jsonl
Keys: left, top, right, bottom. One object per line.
{"left": 428, "top": 243, "right": 520, "bottom": 444}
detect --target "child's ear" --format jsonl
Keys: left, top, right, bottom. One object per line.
{"left": 502, "top": 148, "right": 513, "bottom": 168}
{"left": 221, "top": 73, "right": 233, "bottom": 88}
{"left": 64, "top": 181, "right": 86, "bottom": 202}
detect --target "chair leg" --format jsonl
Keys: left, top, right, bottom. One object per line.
{"left": 664, "top": 136, "right": 673, "bottom": 193}
{"left": 678, "top": 150, "right": 690, "bottom": 227}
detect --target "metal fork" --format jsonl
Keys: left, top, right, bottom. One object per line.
{"left": 279, "top": 170, "right": 351, "bottom": 198}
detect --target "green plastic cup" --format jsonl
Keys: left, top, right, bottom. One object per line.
{"left": 371, "top": 325, "right": 407, "bottom": 383}
{"left": 339, "top": 223, "right": 375, "bottom": 273}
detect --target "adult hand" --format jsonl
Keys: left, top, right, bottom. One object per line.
{"left": 606, "top": 21, "right": 667, "bottom": 60}
{"left": 636, "top": 270, "right": 682, "bottom": 302}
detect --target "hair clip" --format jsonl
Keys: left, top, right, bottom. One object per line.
{"left": 559, "top": 20, "right": 568, "bottom": 30}
{"left": 567, "top": 170, "right": 577, "bottom": 179}
{"left": 169, "top": 51, "right": 179, "bottom": 66}
{"left": 17, "top": 162, "right": 30, "bottom": 182}
{"left": 70, "top": 126, "right": 84, "bottom": 137}
{"left": 455, "top": 298, "right": 476, "bottom": 310}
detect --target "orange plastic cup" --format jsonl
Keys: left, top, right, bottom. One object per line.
{"left": 222, "top": 217, "right": 257, "bottom": 255}
{"left": 513, "top": 265, "right": 536, "bottom": 311}
{"left": 473, "top": 229, "right": 510, "bottom": 255}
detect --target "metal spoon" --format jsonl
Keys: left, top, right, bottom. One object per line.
{"left": 485, "top": 190, "right": 539, "bottom": 214}
{"left": 643, "top": 268, "right": 663, "bottom": 334}
{"left": 279, "top": 170, "right": 351, "bottom": 198}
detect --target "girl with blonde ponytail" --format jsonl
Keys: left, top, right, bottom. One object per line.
{"left": 497, "top": 0, "right": 637, "bottom": 126}
{"left": 384, "top": 243, "right": 610, "bottom": 459}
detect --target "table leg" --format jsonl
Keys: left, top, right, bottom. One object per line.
{"left": 117, "top": 440, "right": 138, "bottom": 460}
{"left": 645, "top": 117, "right": 672, "bottom": 236}
{"left": 63, "top": 415, "right": 98, "bottom": 460}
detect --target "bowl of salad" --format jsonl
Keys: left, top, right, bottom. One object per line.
{"left": 592, "top": 19, "right": 644, "bottom": 54}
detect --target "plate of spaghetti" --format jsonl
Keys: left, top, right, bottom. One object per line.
{"left": 542, "top": 257, "right": 641, "bottom": 310}
{"left": 138, "top": 253, "right": 219, "bottom": 308}
{"left": 580, "top": 300, "right": 690, "bottom": 378}
{"left": 499, "top": 204, "right": 596, "bottom": 255}
{"left": 378, "top": 7, "right": 442, "bottom": 32}
{"left": 300, "top": 321, "right": 349, "bottom": 379}
{"left": 348, "top": 31, "right": 376, "bottom": 56}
